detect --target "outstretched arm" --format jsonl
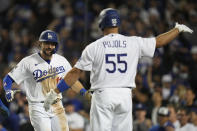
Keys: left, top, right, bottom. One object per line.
{"left": 54, "top": 67, "right": 82, "bottom": 94}
{"left": 3, "top": 75, "right": 20, "bottom": 102}
{"left": 44, "top": 68, "right": 89, "bottom": 111}
{"left": 156, "top": 23, "right": 193, "bottom": 48}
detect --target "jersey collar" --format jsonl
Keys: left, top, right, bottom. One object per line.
{"left": 38, "top": 52, "right": 52, "bottom": 64}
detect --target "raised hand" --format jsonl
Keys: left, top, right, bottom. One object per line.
{"left": 175, "top": 22, "right": 193, "bottom": 33}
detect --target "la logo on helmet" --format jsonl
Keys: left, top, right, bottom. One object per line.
{"left": 48, "top": 33, "right": 53, "bottom": 39}
{"left": 112, "top": 19, "right": 117, "bottom": 26}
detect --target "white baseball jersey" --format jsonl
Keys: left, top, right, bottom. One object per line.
{"left": 175, "top": 123, "right": 196, "bottom": 131}
{"left": 8, "top": 53, "right": 72, "bottom": 102}
{"left": 75, "top": 33, "right": 156, "bottom": 90}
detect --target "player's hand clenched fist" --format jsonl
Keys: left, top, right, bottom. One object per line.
{"left": 44, "top": 89, "right": 58, "bottom": 111}
{"left": 5, "top": 90, "right": 20, "bottom": 102}
{"left": 175, "top": 22, "right": 193, "bottom": 33}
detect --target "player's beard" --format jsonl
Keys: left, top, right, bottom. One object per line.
{"left": 43, "top": 48, "right": 54, "bottom": 56}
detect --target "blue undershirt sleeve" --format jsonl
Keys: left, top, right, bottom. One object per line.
{"left": 3, "top": 75, "right": 14, "bottom": 91}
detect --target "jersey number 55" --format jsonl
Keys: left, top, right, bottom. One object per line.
{"left": 105, "top": 53, "right": 127, "bottom": 73}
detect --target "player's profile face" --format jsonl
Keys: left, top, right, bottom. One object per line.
{"left": 40, "top": 42, "right": 56, "bottom": 56}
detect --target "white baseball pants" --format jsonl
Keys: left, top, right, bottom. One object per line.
{"left": 28, "top": 101, "right": 69, "bottom": 131}
{"left": 90, "top": 88, "right": 133, "bottom": 131}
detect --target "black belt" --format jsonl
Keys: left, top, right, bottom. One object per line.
{"left": 28, "top": 99, "right": 61, "bottom": 104}
{"left": 91, "top": 87, "right": 132, "bottom": 94}
{"left": 28, "top": 101, "right": 44, "bottom": 103}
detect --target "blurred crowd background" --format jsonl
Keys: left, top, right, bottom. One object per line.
{"left": 0, "top": 0, "right": 197, "bottom": 131}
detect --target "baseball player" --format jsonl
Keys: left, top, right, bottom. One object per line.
{"left": 44, "top": 8, "right": 193, "bottom": 131}
{"left": 2, "top": 30, "right": 87, "bottom": 131}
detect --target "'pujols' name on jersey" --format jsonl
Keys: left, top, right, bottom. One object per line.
{"left": 33, "top": 66, "right": 65, "bottom": 82}
{"left": 103, "top": 40, "right": 127, "bottom": 48}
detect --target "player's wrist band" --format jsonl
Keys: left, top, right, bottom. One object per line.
{"left": 79, "top": 88, "right": 87, "bottom": 96}
{"left": 57, "top": 79, "right": 70, "bottom": 92}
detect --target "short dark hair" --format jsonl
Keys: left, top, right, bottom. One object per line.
{"left": 178, "top": 106, "right": 190, "bottom": 115}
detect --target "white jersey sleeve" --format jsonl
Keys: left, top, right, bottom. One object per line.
{"left": 136, "top": 37, "right": 156, "bottom": 58}
{"left": 74, "top": 44, "right": 95, "bottom": 71}
{"left": 8, "top": 58, "right": 31, "bottom": 85}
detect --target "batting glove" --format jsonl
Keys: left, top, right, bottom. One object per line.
{"left": 175, "top": 22, "right": 193, "bottom": 33}
{"left": 5, "top": 90, "right": 20, "bottom": 102}
{"left": 44, "top": 89, "right": 58, "bottom": 111}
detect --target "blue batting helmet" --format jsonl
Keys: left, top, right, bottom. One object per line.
{"left": 39, "top": 30, "right": 59, "bottom": 53}
{"left": 98, "top": 8, "right": 121, "bottom": 30}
